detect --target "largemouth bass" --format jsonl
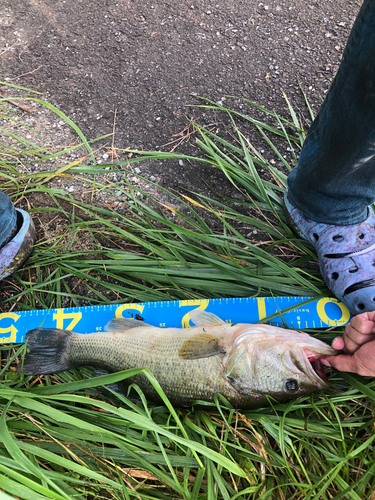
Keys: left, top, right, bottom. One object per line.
{"left": 20, "top": 309, "right": 337, "bottom": 408}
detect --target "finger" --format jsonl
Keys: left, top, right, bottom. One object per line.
{"left": 332, "top": 337, "right": 344, "bottom": 350}
{"left": 349, "top": 313, "right": 375, "bottom": 336}
{"left": 343, "top": 325, "right": 375, "bottom": 353}
{"left": 321, "top": 354, "right": 375, "bottom": 376}
{"left": 342, "top": 334, "right": 362, "bottom": 354}
{"left": 321, "top": 354, "right": 359, "bottom": 373}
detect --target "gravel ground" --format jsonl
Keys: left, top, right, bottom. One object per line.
{"left": 0, "top": 0, "right": 362, "bottom": 199}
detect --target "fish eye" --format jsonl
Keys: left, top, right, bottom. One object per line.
{"left": 285, "top": 379, "right": 298, "bottom": 392}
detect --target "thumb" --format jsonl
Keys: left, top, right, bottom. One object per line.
{"left": 332, "top": 337, "right": 344, "bottom": 350}
{"left": 321, "top": 354, "right": 358, "bottom": 373}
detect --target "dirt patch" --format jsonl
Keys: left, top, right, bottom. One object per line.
{"left": 0, "top": 0, "right": 361, "bottom": 197}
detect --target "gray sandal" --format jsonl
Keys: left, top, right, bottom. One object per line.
{"left": 0, "top": 209, "right": 36, "bottom": 280}
{"left": 285, "top": 189, "right": 375, "bottom": 315}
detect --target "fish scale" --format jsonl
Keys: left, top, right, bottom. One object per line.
{"left": 20, "top": 311, "right": 337, "bottom": 409}
{"left": 67, "top": 326, "right": 239, "bottom": 406}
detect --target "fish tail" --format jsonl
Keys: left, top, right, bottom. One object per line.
{"left": 18, "top": 328, "right": 73, "bottom": 375}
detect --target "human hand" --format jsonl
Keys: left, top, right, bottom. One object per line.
{"left": 321, "top": 311, "right": 375, "bottom": 377}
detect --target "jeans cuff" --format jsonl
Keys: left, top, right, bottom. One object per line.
{"left": 286, "top": 188, "right": 368, "bottom": 226}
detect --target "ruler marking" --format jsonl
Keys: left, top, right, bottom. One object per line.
{"left": 1, "top": 296, "right": 351, "bottom": 344}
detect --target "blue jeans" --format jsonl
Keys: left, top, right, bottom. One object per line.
{"left": 287, "top": 0, "right": 375, "bottom": 225}
{"left": 0, "top": 191, "right": 17, "bottom": 248}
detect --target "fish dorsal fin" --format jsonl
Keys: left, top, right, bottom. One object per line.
{"left": 188, "top": 310, "right": 225, "bottom": 327}
{"left": 105, "top": 318, "right": 153, "bottom": 332}
{"left": 178, "top": 333, "right": 226, "bottom": 360}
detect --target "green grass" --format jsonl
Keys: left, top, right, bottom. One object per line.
{"left": 1, "top": 84, "right": 375, "bottom": 499}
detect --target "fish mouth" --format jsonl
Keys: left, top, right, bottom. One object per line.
{"left": 289, "top": 348, "right": 331, "bottom": 389}
{"left": 303, "top": 350, "right": 330, "bottom": 389}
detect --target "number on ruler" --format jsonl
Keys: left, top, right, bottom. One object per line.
{"left": 179, "top": 299, "right": 209, "bottom": 328}
{"left": 0, "top": 312, "right": 20, "bottom": 343}
{"left": 53, "top": 310, "right": 82, "bottom": 330}
{"left": 115, "top": 303, "right": 145, "bottom": 318}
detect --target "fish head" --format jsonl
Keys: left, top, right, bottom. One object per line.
{"left": 222, "top": 324, "right": 337, "bottom": 402}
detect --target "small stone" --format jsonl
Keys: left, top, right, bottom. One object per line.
{"left": 102, "top": 153, "right": 109, "bottom": 160}
{"left": 67, "top": 186, "right": 74, "bottom": 193}
{"left": 178, "top": 160, "right": 184, "bottom": 166}
{"left": 134, "top": 167, "right": 141, "bottom": 174}
{"left": 150, "top": 175, "right": 156, "bottom": 181}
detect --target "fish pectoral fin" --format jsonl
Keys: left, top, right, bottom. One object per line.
{"left": 188, "top": 310, "right": 226, "bottom": 327}
{"left": 178, "top": 334, "right": 226, "bottom": 360}
{"left": 105, "top": 318, "right": 153, "bottom": 332}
